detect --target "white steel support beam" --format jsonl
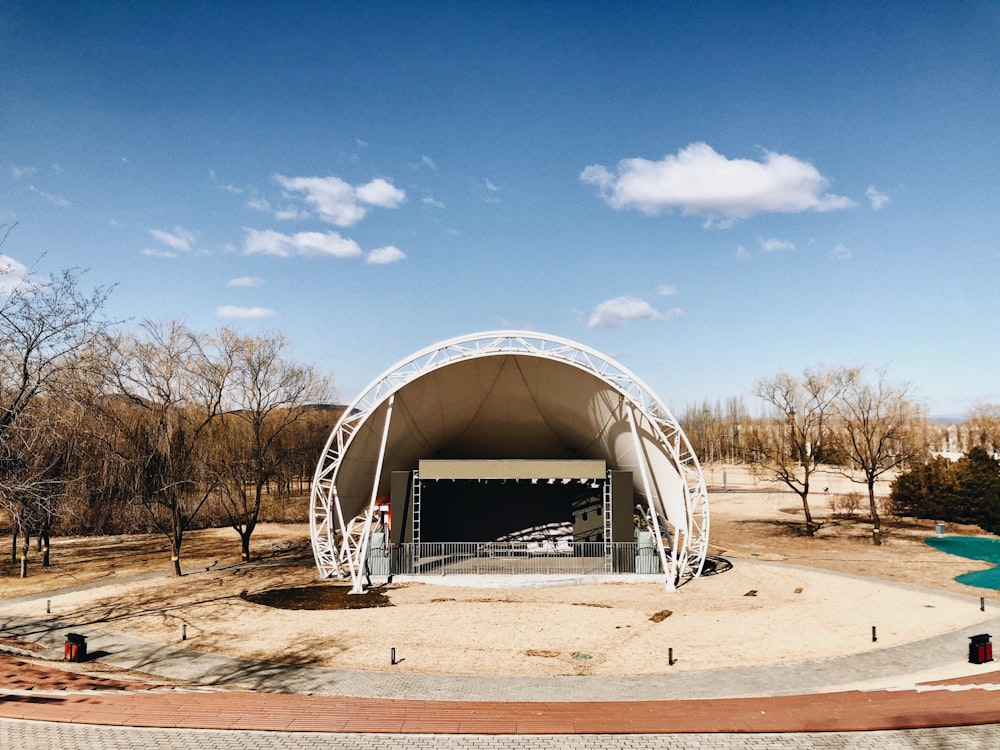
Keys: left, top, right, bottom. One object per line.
{"left": 350, "top": 394, "right": 395, "bottom": 594}
{"left": 626, "top": 405, "right": 676, "bottom": 591}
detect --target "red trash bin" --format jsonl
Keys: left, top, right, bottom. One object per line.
{"left": 64, "top": 633, "right": 87, "bottom": 662}
{"left": 969, "top": 634, "right": 993, "bottom": 664}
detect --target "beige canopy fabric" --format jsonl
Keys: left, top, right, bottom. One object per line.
{"left": 418, "top": 459, "right": 608, "bottom": 480}
{"left": 310, "top": 331, "right": 708, "bottom": 585}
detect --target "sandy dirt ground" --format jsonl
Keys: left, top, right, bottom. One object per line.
{"left": 2, "top": 465, "right": 998, "bottom": 677}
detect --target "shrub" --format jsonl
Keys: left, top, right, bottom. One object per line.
{"left": 831, "top": 492, "right": 863, "bottom": 518}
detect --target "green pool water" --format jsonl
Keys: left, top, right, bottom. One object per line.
{"left": 926, "top": 535, "right": 1000, "bottom": 589}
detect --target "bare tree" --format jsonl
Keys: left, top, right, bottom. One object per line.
{"left": 681, "top": 397, "right": 752, "bottom": 465}
{"left": 0, "top": 402, "right": 86, "bottom": 575}
{"left": 105, "top": 321, "right": 228, "bottom": 576}
{"left": 834, "top": 368, "right": 926, "bottom": 545}
{"left": 967, "top": 403, "right": 1000, "bottom": 455}
{"left": 0, "top": 227, "right": 112, "bottom": 574}
{"left": 212, "top": 330, "right": 331, "bottom": 561}
{"left": 749, "top": 369, "right": 845, "bottom": 536}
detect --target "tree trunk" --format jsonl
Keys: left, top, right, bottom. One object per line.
{"left": 41, "top": 528, "right": 51, "bottom": 567}
{"left": 802, "top": 502, "right": 816, "bottom": 536}
{"left": 868, "top": 478, "right": 882, "bottom": 546}
{"left": 238, "top": 482, "right": 263, "bottom": 563}
{"left": 798, "top": 484, "right": 816, "bottom": 537}
{"left": 19, "top": 532, "right": 29, "bottom": 578}
{"left": 171, "top": 545, "right": 182, "bottom": 575}
{"left": 170, "top": 498, "right": 185, "bottom": 576}
{"left": 10, "top": 528, "right": 17, "bottom": 563}
{"left": 40, "top": 514, "right": 52, "bottom": 567}
{"left": 170, "top": 532, "right": 183, "bottom": 576}
{"left": 240, "top": 531, "right": 252, "bottom": 562}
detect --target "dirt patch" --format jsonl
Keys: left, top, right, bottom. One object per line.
{"left": 241, "top": 584, "right": 392, "bottom": 610}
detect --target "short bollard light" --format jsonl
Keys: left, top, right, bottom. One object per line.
{"left": 391, "top": 647, "right": 397, "bottom": 665}
{"left": 872, "top": 626, "right": 877, "bottom": 643}
{"left": 668, "top": 647, "right": 675, "bottom": 666}
{"left": 182, "top": 624, "right": 187, "bottom": 641}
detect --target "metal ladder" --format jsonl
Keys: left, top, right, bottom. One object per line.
{"left": 410, "top": 470, "right": 421, "bottom": 573}
{"left": 603, "top": 472, "right": 613, "bottom": 573}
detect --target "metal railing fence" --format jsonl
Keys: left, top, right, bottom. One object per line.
{"left": 373, "top": 542, "right": 662, "bottom": 576}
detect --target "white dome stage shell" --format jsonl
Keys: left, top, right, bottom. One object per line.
{"left": 309, "top": 331, "right": 709, "bottom": 592}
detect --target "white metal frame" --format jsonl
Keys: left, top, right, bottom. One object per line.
{"left": 309, "top": 330, "right": 709, "bottom": 591}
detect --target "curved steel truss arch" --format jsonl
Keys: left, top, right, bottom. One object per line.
{"left": 309, "top": 330, "right": 709, "bottom": 590}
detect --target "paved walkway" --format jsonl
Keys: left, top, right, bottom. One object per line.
{"left": 3, "top": 564, "right": 1000, "bottom": 745}
{"left": 3, "top": 718, "right": 1000, "bottom": 750}
{"left": 2, "top": 646, "right": 1000, "bottom": 732}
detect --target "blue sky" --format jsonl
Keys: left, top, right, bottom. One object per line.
{"left": 2, "top": 1, "right": 998, "bottom": 418}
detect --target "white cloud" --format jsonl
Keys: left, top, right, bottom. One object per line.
{"left": 228, "top": 276, "right": 264, "bottom": 288}
{"left": 736, "top": 244, "right": 751, "bottom": 260}
{"left": 246, "top": 197, "right": 271, "bottom": 212}
{"left": 830, "top": 243, "right": 852, "bottom": 260}
{"left": 866, "top": 185, "right": 891, "bottom": 210}
{"left": 587, "top": 296, "right": 668, "bottom": 329}
{"left": 760, "top": 237, "right": 795, "bottom": 252}
{"left": 142, "top": 248, "right": 178, "bottom": 258}
{"left": 423, "top": 196, "right": 446, "bottom": 208}
{"left": 11, "top": 165, "right": 37, "bottom": 179}
{"left": 149, "top": 226, "right": 196, "bottom": 253}
{"left": 243, "top": 228, "right": 363, "bottom": 258}
{"left": 216, "top": 305, "right": 276, "bottom": 320}
{"left": 355, "top": 177, "right": 406, "bottom": 208}
{"left": 365, "top": 245, "right": 406, "bottom": 265}
{"left": 657, "top": 284, "right": 679, "bottom": 296}
{"left": 0, "top": 255, "right": 31, "bottom": 293}
{"left": 28, "top": 185, "right": 71, "bottom": 207}
{"left": 412, "top": 155, "right": 437, "bottom": 170}
{"left": 276, "top": 174, "right": 405, "bottom": 227}
{"left": 274, "top": 206, "right": 308, "bottom": 220}
{"left": 276, "top": 175, "right": 360, "bottom": 226}
{"left": 485, "top": 179, "right": 500, "bottom": 192}
{"left": 243, "top": 229, "right": 295, "bottom": 257}
{"left": 581, "top": 142, "right": 854, "bottom": 224}
{"left": 295, "top": 231, "right": 364, "bottom": 258}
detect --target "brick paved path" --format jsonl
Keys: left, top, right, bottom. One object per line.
{"left": 3, "top": 718, "right": 1000, "bottom": 749}
{"left": 2, "top": 654, "right": 1000, "bottom": 734}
